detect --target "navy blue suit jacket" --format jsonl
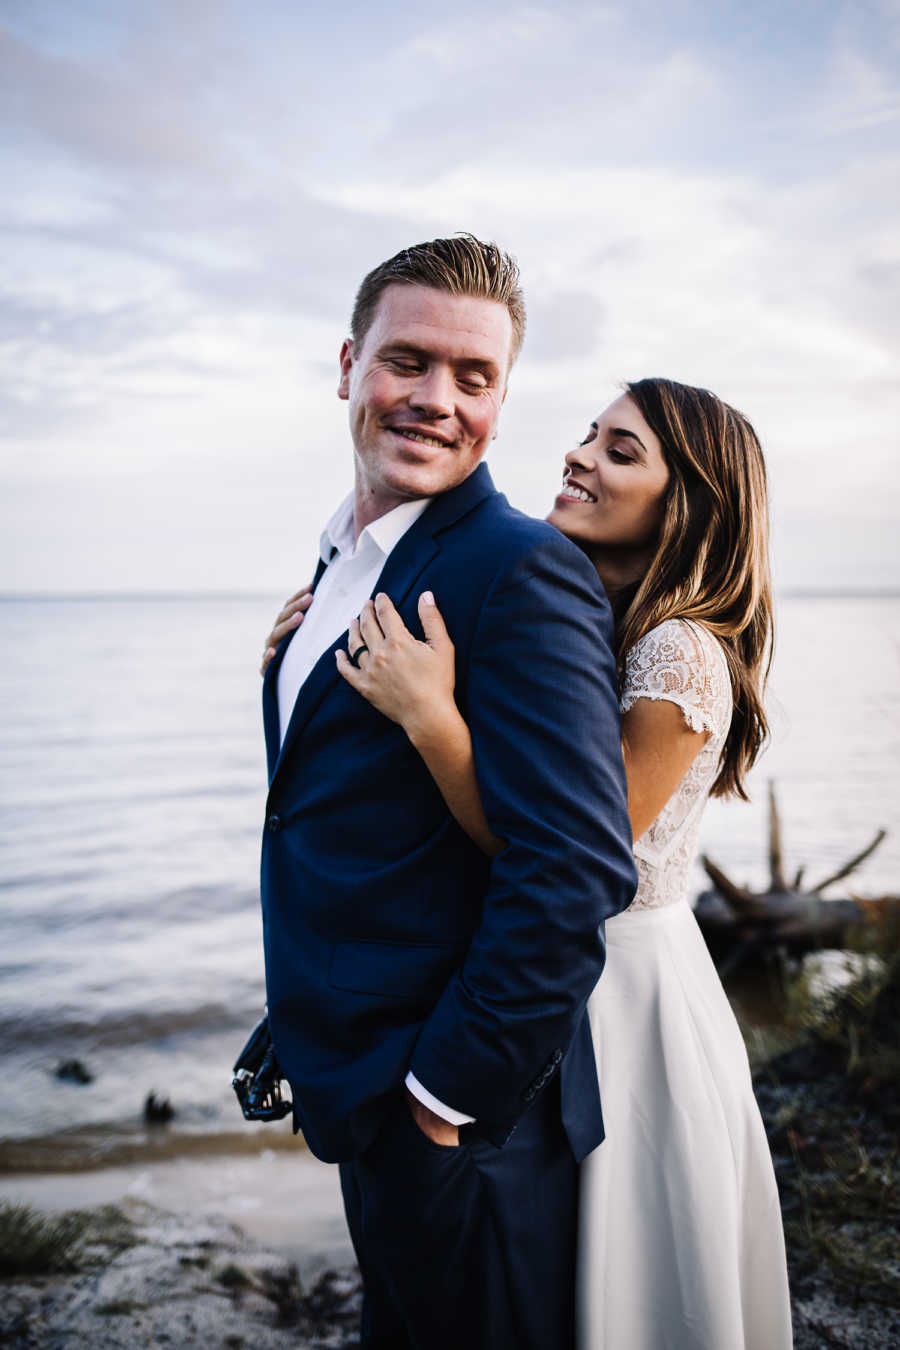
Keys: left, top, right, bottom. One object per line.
{"left": 260, "top": 464, "right": 636, "bottom": 1164}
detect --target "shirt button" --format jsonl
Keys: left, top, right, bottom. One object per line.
{"left": 266, "top": 814, "right": 281, "bottom": 833}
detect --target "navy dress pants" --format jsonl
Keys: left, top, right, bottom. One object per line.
{"left": 339, "top": 1081, "right": 578, "bottom": 1350}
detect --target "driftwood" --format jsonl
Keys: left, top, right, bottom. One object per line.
{"left": 695, "top": 782, "right": 894, "bottom": 974}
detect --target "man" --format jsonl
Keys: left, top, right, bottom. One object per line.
{"left": 259, "top": 235, "right": 636, "bottom": 1348}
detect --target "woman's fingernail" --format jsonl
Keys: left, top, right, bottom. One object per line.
{"left": 421, "top": 591, "right": 435, "bottom": 605}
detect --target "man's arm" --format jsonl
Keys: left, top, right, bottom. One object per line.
{"left": 408, "top": 531, "right": 637, "bottom": 1134}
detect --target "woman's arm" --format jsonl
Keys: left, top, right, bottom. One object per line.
{"left": 336, "top": 592, "right": 504, "bottom": 857}
{"left": 337, "top": 594, "right": 712, "bottom": 854}
{"left": 409, "top": 704, "right": 504, "bottom": 859}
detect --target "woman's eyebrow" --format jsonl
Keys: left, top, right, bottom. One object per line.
{"left": 608, "top": 426, "right": 648, "bottom": 458}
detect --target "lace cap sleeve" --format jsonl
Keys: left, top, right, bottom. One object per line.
{"left": 621, "top": 619, "right": 731, "bottom": 738}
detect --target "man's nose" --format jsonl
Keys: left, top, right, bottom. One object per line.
{"left": 409, "top": 367, "right": 454, "bottom": 419}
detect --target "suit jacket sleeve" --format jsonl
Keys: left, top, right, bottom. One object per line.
{"left": 409, "top": 530, "right": 637, "bottom": 1127}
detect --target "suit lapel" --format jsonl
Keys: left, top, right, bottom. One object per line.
{"left": 269, "top": 464, "right": 498, "bottom": 786}
{"left": 262, "top": 552, "right": 332, "bottom": 783}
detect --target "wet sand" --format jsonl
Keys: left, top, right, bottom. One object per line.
{"left": 0, "top": 1144, "right": 353, "bottom": 1287}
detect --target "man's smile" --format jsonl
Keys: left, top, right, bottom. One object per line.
{"left": 389, "top": 425, "right": 458, "bottom": 450}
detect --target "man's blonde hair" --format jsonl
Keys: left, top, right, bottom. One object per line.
{"left": 350, "top": 234, "right": 526, "bottom": 363}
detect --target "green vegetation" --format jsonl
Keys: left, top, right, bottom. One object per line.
{"left": 754, "top": 950, "right": 900, "bottom": 1318}
{"left": 0, "top": 1201, "right": 89, "bottom": 1276}
{"left": 217, "top": 1261, "right": 252, "bottom": 1291}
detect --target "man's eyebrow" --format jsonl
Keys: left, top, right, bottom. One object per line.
{"left": 458, "top": 358, "right": 500, "bottom": 375}
{"left": 608, "top": 425, "right": 648, "bottom": 457}
{"left": 378, "top": 340, "right": 426, "bottom": 358}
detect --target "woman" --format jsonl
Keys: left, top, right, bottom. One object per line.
{"left": 262, "top": 378, "right": 793, "bottom": 1350}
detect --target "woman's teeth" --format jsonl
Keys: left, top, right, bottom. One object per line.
{"left": 561, "top": 484, "right": 595, "bottom": 503}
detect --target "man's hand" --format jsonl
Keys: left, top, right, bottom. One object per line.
{"left": 404, "top": 1086, "right": 459, "bottom": 1147}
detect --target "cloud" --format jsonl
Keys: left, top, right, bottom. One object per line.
{"left": 0, "top": 21, "right": 232, "bottom": 174}
{"left": 0, "top": 0, "right": 897, "bottom": 590}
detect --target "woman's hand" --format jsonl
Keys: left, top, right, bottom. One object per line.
{"left": 339, "top": 590, "right": 503, "bottom": 858}
{"left": 336, "top": 591, "right": 456, "bottom": 742}
{"left": 260, "top": 586, "right": 314, "bottom": 676}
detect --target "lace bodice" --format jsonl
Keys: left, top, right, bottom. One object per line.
{"left": 620, "top": 619, "right": 732, "bottom": 912}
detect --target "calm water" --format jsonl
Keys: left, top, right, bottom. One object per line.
{"left": 1, "top": 594, "right": 898, "bottom": 1161}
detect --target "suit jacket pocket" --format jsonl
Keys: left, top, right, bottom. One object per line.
{"left": 328, "top": 939, "right": 464, "bottom": 1003}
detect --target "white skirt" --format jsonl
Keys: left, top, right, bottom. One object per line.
{"left": 577, "top": 900, "right": 793, "bottom": 1350}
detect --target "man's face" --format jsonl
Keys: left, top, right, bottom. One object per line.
{"left": 338, "top": 284, "right": 513, "bottom": 525}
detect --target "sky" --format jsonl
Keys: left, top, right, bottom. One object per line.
{"left": 1, "top": 0, "right": 898, "bottom": 593}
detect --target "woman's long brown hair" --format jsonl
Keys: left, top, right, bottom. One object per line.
{"left": 614, "top": 378, "right": 774, "bottom": 799}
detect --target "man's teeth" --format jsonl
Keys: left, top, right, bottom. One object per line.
{"left": 561, "top": 484, "right": 595, "bottom": 503}
{"left": 398, "top": 430, "right": 449, "bottom": 448}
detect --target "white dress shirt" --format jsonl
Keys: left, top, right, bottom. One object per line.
{"left": 277, "top": 493, "right": 430, "bottom": 743}
{"left": 277, "top": 491, "right": 474, "bottom": 1127}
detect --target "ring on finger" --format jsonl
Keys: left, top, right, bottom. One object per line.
{"left": 349, "top": 643, "right": 369, "bottom": 669}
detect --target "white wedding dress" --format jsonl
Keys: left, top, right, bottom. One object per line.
{"left": 577, "top": 619, "right": 793, "bottom": 1350}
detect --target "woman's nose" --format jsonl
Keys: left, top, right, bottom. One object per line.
{"left": 565, "top": 444, "right": 595, "bottom": 472}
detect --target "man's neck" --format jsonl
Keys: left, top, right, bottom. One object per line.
{"left": 352, "top": 485, "right": 423, "bottom": 542}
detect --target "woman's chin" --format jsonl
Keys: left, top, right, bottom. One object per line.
{"left": 546, "top": 504, "right": 587, "bottom": 539}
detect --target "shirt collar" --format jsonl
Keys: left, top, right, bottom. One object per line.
{"left": 319, "top": 493, "right": 430, "bottom": 564}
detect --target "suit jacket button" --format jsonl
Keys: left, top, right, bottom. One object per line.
{"left": 266, "top": 814, "right": 281, "bottom": 833}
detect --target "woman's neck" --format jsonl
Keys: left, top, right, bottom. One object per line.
{"left": 586, "top": 546, "right": 652, "bottom": 603}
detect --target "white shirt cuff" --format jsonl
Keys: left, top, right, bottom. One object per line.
{"left": 404, "top": 1071, "right": 476, "bottom": 1126}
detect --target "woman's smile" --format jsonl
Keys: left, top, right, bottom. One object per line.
{"left": 555, "top": 475, "right": 598, "bottom": 505}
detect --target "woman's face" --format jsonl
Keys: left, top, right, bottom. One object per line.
{"left": 546, "top": 394, "right": 670, "bottom": 558}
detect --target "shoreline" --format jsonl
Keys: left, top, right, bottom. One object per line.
{"left": 0, "top": 1144, "right": 353, "bottom": 1284}
{"left": 0, "top": 1122, "right": 305, "bottom": 1176}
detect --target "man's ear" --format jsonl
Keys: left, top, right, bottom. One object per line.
{"left": 337, "top": 339, "right": 354, "bottom": 401}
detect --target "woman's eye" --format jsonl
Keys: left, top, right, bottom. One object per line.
{"left": 608, "top": 448, "right": 633, "bottom": 465}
